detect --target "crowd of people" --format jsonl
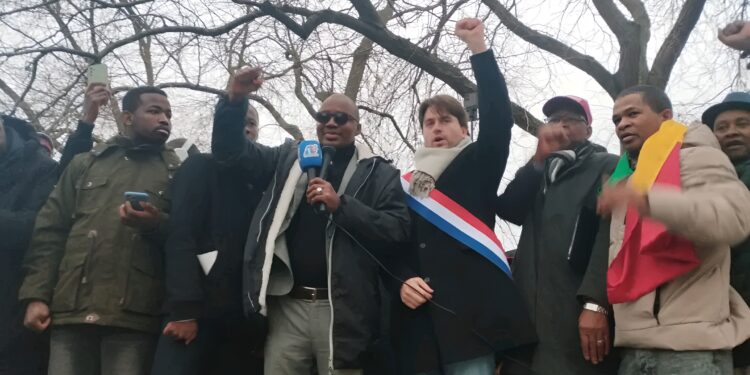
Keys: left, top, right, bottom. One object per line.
{"left": 1, "top": 17, "right": 750, "bottom": 375}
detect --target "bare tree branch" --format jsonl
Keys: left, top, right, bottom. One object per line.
{"left": 345, "top": 5, "right": 394, "bottom": 101}
{"left": 89, "top": 0, "right": 154, "bottom": 8}
{"left": 359, "top": 104, "right": 414, "bottom": 152}
{"left": 0, "top": 11, "right": 263, "bottom": 62}
{"left": 0, "top": 0, "right": 60, "bottom": 18}
{"left": 482, "top": 0, "right": 621, "bottom": 97}
{"left": 647, "top": 0, "right": 707, "bottom": 89}
{"left": 248, "top": 0, "right": 544, "bottom": 134}
{"left": 0, "top": 77, "right": 41, "bottom": 130}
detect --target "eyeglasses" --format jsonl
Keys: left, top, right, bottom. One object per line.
{"left": 545, "top": 116, "right": 587, "bottom": 126}
{"left": 315, "top": 111, "right": 356, "bottom": 126}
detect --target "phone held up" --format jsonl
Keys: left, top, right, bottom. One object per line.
{"left": 87, "top": 63, "right": 109, "bottom": 86}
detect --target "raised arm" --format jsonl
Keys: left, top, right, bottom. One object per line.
{"left": 58, "top": 85, "right": 109, "bottom": 175}
{"left": 456, "top": 19, "right": 513, "bottom": 184}
{"left": 211, "top": 67, "right": 280, "bottom": 186}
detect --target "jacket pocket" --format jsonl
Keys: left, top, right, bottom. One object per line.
{"left": 49, "top": 251, "right": 88, "bottom": 313}
{"left": 75, "top": 176, "right": 108, "bottom": 214}
{"left": 121, "top": 243, "right": 165, "bottom": 316}
{"left": 143, "top": 188, "right": 169, "bottom": 212}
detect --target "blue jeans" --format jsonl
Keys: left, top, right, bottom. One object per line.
{"left": 619, "top": 349, "right": 732, "bottom": 375}
{"left": 48, "top": 324, "right": 157, "bottom": 375}
{"left": 417, "top": 354, "right": 495, "bottom": 375}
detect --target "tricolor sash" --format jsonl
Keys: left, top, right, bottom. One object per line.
{"left": 401, "top": 172, "right": 512, "bottom": 278}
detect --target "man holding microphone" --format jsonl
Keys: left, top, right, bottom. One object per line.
{"left": 211, "top": 69, "right": 410, "bottom": 375}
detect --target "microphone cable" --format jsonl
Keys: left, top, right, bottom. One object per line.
{"left": 317, "top": 208, "right": 543, "bottom": 375}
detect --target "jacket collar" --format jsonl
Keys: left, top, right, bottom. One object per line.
{"left": 91, "top": 135, "right": 167, "bottom": 157}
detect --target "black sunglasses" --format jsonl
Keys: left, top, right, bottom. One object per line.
{"left": 315, "top": 111, "right": 356, "bottom": 126}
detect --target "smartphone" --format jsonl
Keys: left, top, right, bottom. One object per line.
{"left": 87, "top": 63, "right": 109, "bottom": 86}
{"left": 124, "top": 192, "right": 149, "bottom": 211}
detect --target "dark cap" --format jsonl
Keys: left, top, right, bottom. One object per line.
{"left": 702, "top": 91, "right": 750, "bottom": 129}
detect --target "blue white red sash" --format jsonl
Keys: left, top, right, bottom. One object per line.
{"left": 401, "top": 172, "right": 512, "bottom": 278}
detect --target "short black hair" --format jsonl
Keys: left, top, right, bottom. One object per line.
{"left": 616, "top": 85, "right": 672, "bottom": 113}
{"left": 122, "top": 86, "right": 168, "bottom": 113}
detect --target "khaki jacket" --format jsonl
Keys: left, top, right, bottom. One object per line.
{"left": 19, "top": 136, "right": 180, "bottom": 333}
{"left": 609, "top": 123, "right": 750, "bottom": 350}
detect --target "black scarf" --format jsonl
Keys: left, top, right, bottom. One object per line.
{"left": 544, "top": 141, "right": 596, "bottom": 192}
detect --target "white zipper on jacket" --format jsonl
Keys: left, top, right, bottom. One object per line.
{"left": 566, "top": 214, "right": 581, "bottom": 260}
{"left": 327, "top": 160, "right": 377, "bottom": 373}
{"left": 247, "top": 172, "right": 278, "bottom": 312}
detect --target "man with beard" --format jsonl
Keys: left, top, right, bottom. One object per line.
{"left": 19, "top": 86, "right": 180, "bottom": 375}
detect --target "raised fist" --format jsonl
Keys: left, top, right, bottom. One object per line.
{"left": 455, "top": 18, "right": 487, "bottom": 54}
{"left": 719, "top": 21, "right": 750, "bottom": 52}
{"left": 533, "top": 125, "right": 570, "bottom": 162}
{"left": 228, "top": 67, "right": 263, "bottom": 102}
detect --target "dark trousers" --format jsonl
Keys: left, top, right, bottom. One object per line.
{"left": 0, "top": 329, "right": 48, "bottom": 375}
{"left": 151, "top": 317, "right": 265, "bottom": 375}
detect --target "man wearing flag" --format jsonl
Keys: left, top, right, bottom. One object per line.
{"left": 389, "top": 18, "right": 536, "bottom": 375}
{"left": 598, "top": 85, "right": 750, "bottom": 374}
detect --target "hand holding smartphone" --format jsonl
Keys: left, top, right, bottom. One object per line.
{"left": 124, "top": 192, "right": 149, "bottom": 211}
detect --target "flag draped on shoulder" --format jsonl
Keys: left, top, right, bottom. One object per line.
{"left": 606, "top": 120, "right": 700, "bottom": 304}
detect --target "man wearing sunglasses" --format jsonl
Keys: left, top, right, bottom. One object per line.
{"left": 211, "top": 67, "right": 410, "bottom": 375}
{"left": 495, "top": 96, "right": 618, "bottom": 374}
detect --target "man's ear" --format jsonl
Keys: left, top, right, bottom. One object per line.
{"left": 586, "top": 125, "right": 593, "bottom": 139}
{"left": 461, "top": 126, "right": 469, "bottom": 136}
{"left": 660, "top": 108, "right": 674, "bottom": 121}
{"left": 122, "top": 112, "right": 133, "bottom": 127}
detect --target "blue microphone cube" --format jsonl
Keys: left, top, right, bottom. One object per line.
{"left": 298, "top": 140, "right": 323, "bottom": 169}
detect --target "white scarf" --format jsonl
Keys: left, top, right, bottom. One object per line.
{"left": 410, "top": 137, "right": 472, "bottom": 197}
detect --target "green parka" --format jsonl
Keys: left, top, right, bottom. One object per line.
{"left": 19, "top": 136, "right": 180, "bottom": 333}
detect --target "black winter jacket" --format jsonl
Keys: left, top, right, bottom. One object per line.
{"left": 388, "top": 50, "right": 537, "bottom": 374}
{"left": 496, "top": 143, "right": 619, "bottom": 375}
{"left": 0, "top": 115, "right": 57, "bottom": 352}
{"left": 211, "top": 96, "right": 411, "bottom": 370}
{"left": 163, "top": 153, "right": 262, "bottom": 316}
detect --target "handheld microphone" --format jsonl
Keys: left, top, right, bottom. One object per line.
{"left": 298, "top": 140, "right": 323, "bottom": 182}
{"left": 317, "top": 146, "right": 336, "bottom": 213}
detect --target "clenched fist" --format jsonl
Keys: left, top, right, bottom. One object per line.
{"left": 24, "top": 301, "right": 51, "bottom": 333}
{"left": 719, "top": 21, "right": 750, "bottom": 52}
{"left": 533, "top": 125, "right": 570, "bottom": 162}
{"left": 227, "top": 67, "right": 263, "bottom": 103}
{"left": 455, "top": 18, "right": 488, "bottom": 55}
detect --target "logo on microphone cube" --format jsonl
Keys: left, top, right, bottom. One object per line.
{"left": 303, "top": 143, "right": 320, "bottom": 159}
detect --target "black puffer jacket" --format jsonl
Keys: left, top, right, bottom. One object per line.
{"left": 0, "top": 115, "right": 57, "bottom": 352}
{"left": 211, "top": 97, "right": 411, "bottom": 369}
